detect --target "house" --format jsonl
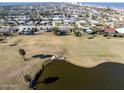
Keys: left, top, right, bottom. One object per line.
{"left": 103, "top": 27, "right": 116, "bottom": 34}
{"left": 64, "top": 19, "right": 75, "bottom": 25}
{"left": 52, "top": 21, "right": 63, "bottom": 26}
{"left": 40, "top": 21, "right": 52, "bottom": 26}
{"left": 0, "top": 26, "right": 11, "bottom": 36}
{"left": 75, "top": 20, "right": 87, "bottom": 29}
{"left": 18, "top": 26, "right": 39, "bottom": 35}
{"left": 18, "top": 21, "right": 26, "bottom": 25}
{"left": 55, "top": 26, "right": 68, "bottom": 36}
{"left": 53, "top": 17, "right": 62, "bottom": 21}
{"left": 7, "top": 21, "right": 18, "bottom": 26}
{"left": 90, "top": 20, "right": 99, "bottom": 26}
{"left": 11, "top": 26, "right": 19, "bottom": 33}
{"left": 59, "top": 26, "right": 68, "bottom": 32}
{"left": 71, "top": 14, "right": 79, "bottom": 18}
{"left": 116, "top": 28, "right": 124, "bottom": 34}
{"left": 41, "top": 18, "right": 52, "bottom": 21}
{"left": 40, "top": 26, "right": 54, "bottom": 32}
{"left": 84, "top": 27, "right": 93, "bottom": 34}
{"left": 0, "top": 19, "right": 7, "bottom": 25}
{"left": 101, "top": 27, "right": 117, "bottom": 36}
{"left": 26, "top": 21, "right": 34, "bottom": 26}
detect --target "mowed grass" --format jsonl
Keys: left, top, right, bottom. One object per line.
{"left": 0, "top": 32, "right": 124, "bottom": 89}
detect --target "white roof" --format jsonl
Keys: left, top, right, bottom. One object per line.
{"left": 76, "top": 20, "right": 87, "bottom": 23}
{"left": 53, "top": 17, "right": 61, "bottom": 21}
{"left": 86, "top": 29, "right": 92, "bottom": 32}
{"left": 116, "top": 28, "right": 124, "bottom": 34}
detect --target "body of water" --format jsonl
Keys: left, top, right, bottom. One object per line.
{"left": 0, "top": 2, "right": 48, "bottom": 6}
{"left": 82, "top": 2, "right": 124, "bottom": 9}
{"left": 0, "top": 2, "right": 124, "bottom": 9}
{"left": 36, "top": 60, "right": 124, "bottom": 90}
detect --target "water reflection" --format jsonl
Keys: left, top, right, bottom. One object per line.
{"left": 37, "top": 77, "right": 59, "bottom": 84}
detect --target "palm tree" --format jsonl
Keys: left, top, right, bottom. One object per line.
{"left": 19, "top": 49, "right": 26, "bottom": 61}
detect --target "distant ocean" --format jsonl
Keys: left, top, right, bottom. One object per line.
{"left": 82, "top": 2, "right": 124, "bottom": 9}
{"left": 0, "top": 2, "right": 48, "bottom": 6}
{"left": 0, "top": 2, "right": 124, "bottom": 9}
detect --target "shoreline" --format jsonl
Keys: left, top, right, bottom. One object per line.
{"left": 81, "top": 4, "right": 124, "bottom": 12}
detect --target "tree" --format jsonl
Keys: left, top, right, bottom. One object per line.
{"left": 19, "top": 49, "right": 26, "bottom": 61}
{"left": 53, "top": 27, "right": 59, "bottom": 35}
{"left": 74, "top": 30, "right": 82, "bottom": 37}
{"left": 24, "top": 74, "right": 32, "bottom": 82}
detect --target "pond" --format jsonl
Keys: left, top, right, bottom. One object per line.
{"left": 36, "top": 61, "right": 124, "bottom": 90}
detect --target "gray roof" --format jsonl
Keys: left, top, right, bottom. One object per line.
{"left": 0, "top": 27, "right": 10, "bottom": 32}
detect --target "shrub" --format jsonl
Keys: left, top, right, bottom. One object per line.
{"left": 87, "top": 35, "right": 94, "bottom": 39}
{"left": 19, "top": 49, "right": 26, "bottom": 61}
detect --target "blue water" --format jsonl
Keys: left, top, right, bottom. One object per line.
{"left": 0, "top": 2, "right": 29, "bottom": 6}
{"left": 0, "top": 2, "right": 47, "bottom": 6}
{"left": 0, "top": 2, "right": 124, "bottom": 9}
{"left": 82, "top": 2, "right": 124, "bottom": 9}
